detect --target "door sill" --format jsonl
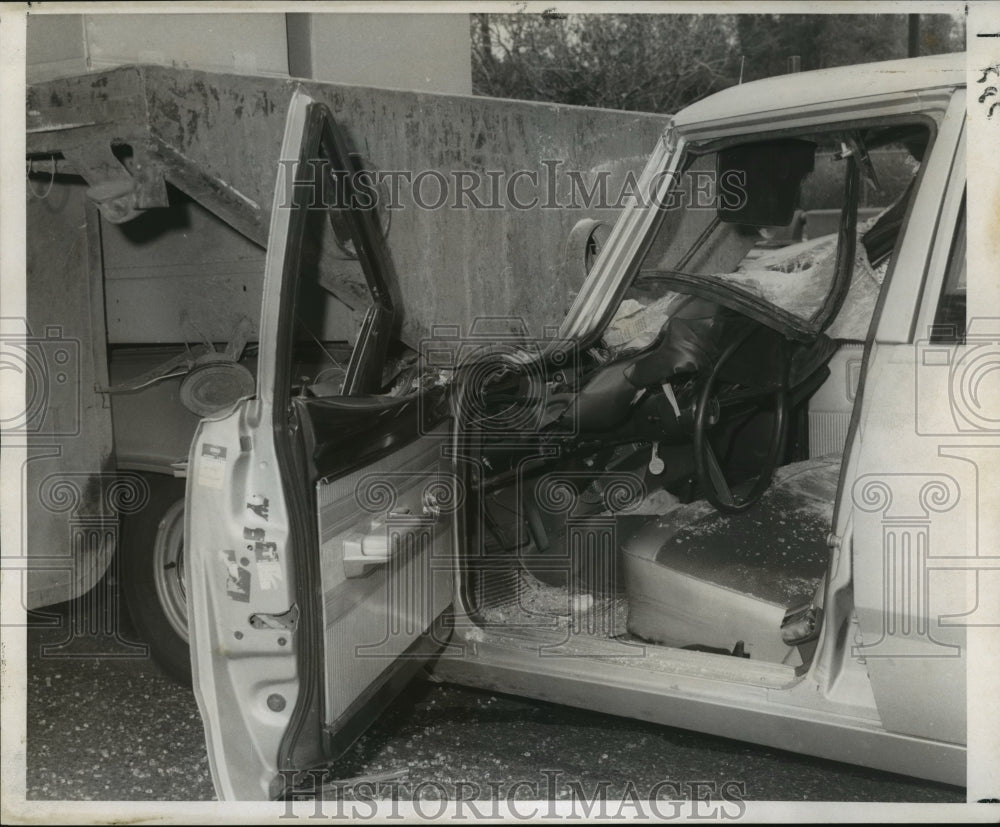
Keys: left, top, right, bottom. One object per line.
{"left": 453, "top": 622, "right": 799, "bottom": 690}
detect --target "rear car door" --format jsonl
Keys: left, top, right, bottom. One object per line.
{"left": 186, "top": 89, "right": 456, "bottom": 800}
{"left": 840, "top": 92, "right": 976, "bottom": 746}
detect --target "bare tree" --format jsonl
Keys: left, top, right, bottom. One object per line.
{"left": 472, "top": 14, "right": 738, "bottom": 114}
{"left": 472, "top": 12, "right": 965, "bottom": 112}
{"left": 735, "top": 13, "right": 965, "bottom": 81}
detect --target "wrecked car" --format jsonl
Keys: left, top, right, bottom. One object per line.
{"left": 182, "top": 52, "right": 981, "bottom": 799}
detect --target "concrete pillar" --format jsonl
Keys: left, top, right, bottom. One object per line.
{"left": 286, "top": 13, "right": 471, "bottom": 94}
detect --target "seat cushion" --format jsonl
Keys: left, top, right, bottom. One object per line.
{"left": 621, "top": 456, "right": 839, "bottom": 662}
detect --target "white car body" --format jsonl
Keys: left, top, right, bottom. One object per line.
{"left": 187, "top": 53, "right": 989, "bottom": 800}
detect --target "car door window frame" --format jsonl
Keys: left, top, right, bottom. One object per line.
{"left": 875, "top": 92, "right": 965, "bottom": 344}
{"left": 928, "top": 194, "right": 967, "bottom": 344}
{"left": 276, "top": 100, "right": 400, "bottom": 408}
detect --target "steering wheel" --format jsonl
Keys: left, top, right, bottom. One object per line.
{"left": 692, "top": 327, "right": 790, "bottom": 513}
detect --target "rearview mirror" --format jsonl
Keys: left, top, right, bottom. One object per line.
{"left": 717, "top": 139, "right": 815, "bottom": 227}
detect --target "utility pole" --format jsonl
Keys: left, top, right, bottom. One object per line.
{"left": 908, "top": 14, "right": 920, "bottom": 58}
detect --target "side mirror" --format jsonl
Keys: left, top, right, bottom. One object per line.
{"left": 717, "top": 139, "right": 815, "bottom": 227}
{"left": 564, "top": 218, "right": 611, "bottom": 281}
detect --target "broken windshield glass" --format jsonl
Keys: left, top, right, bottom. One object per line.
{"left": 630, "top": 125, "right": 928, "bottom": 341}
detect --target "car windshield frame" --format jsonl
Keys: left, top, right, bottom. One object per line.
{"left": 557, "top": 112, "right": 939, "bottom": 352}
{"left": 634, "top": 134, "right": 861, "bottom": 340}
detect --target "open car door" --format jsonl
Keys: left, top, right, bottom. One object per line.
{"left": 186, "top": 89, "right": 456, "bottom": 800}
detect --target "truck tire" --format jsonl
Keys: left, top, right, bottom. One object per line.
{"left": 121, "top": 474, "right": 192, "bottom": 686}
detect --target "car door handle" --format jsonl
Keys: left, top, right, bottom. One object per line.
{"left": 342, "top": 512, "right": 441, "bottom": 577}
{"left": 359, "top": 518, "right": 431, "bottom": 559}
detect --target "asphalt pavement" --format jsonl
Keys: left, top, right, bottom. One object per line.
{"left": 20, "top": 578, "right": 966, "bottom": 806}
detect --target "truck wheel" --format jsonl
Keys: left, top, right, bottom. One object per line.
{"left": 121, "top": 474, "right": 191, "bottom": 686}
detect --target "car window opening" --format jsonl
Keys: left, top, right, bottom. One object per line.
{"left": 288, "top": 184, "right": 440, "bottom": 402}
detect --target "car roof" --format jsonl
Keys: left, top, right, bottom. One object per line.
{"left": 674, "top": 52, "right": 966, "bottom": 129}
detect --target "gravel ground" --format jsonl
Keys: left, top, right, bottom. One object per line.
{"left": 21, "top": 580, "right": 966, "bottom": 806}
{"left": 25, "top": 598, "right": 215, "bottom": 801}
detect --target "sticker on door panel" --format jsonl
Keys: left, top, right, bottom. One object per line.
{"left": 197, "top": 444, "right": 228, "bottom": 490}
{"left": 255, "top": 542, "right": 283, "bottom": 590}
{"left": 223, "top": 548, "right": 251, "bottom": 602}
